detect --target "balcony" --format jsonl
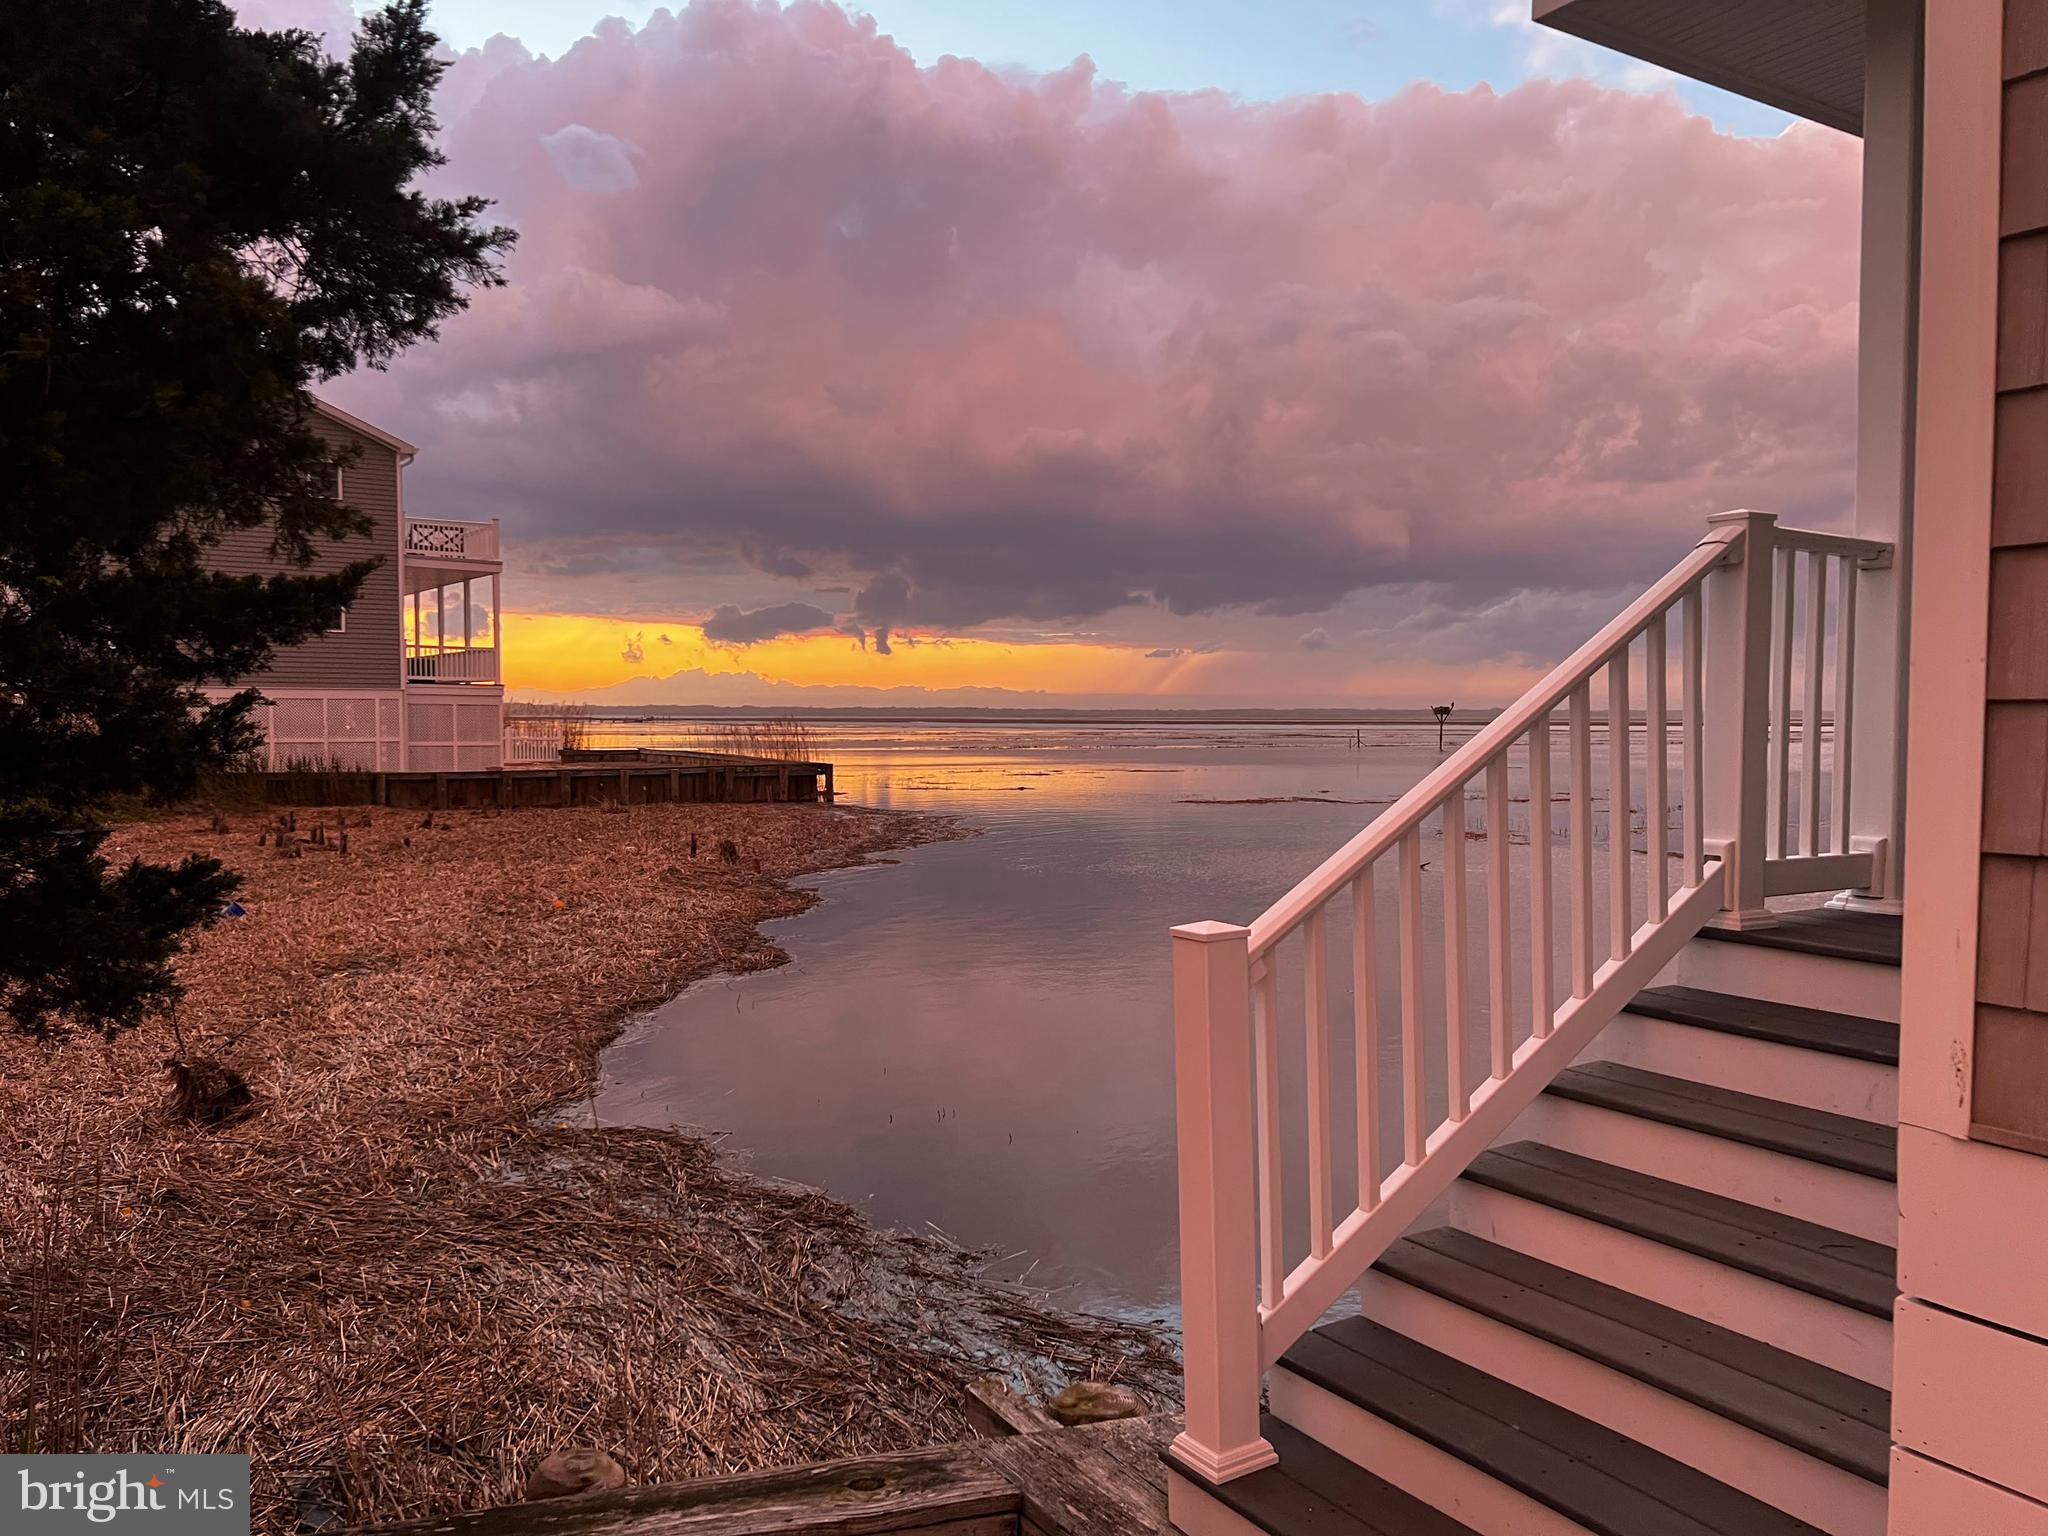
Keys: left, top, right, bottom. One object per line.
{"left": 403, "top": 517, "right": 501, "bottom": 578}
{"left": 406, "top": 644, "right": 500, "bottom": 684}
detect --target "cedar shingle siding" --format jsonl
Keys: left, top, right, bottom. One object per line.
{"left": 210, "top": 413, "right": 402, "bottom": 690}
{"left": 1972, "top": 0, "right": 2048, "bottom": 1155}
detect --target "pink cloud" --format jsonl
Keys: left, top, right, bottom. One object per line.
{"left": 334, "top": 0, "right": 1862, "bottom": 638}
{"left": 232, "top": 0, "right": 357, "bottom": 44}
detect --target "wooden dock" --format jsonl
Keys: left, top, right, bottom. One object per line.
{"left": 249, "top": 749, "right": 834, "bottom": 810}
{"left": 350, "top": 1414, "right": 1178, "bottom": 1536}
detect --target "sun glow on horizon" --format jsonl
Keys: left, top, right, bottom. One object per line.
{"left": 498, "top": 610, "right": 1549, "bottom": 708}
{"left": 499, "top": 611, "right": 1197, "bottom": 699}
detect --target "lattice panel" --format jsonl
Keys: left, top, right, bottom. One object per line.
{"left": 407, "top": 701, "right": 455, "bottom": 744}
{"left": 456, "top": 702, "right": 499, "bottom": 744}
{"left": 328, "top": 697, "right": 380, "bottom": 738}
{"left": 272, "top": 698, "right": 328, "bottom": 743}
{"left": 323, "top": 741, "right": 377, "bottom": 771}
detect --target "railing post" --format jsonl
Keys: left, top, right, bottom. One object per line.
{"left": 1701, "top": 511, "right": 1778, "bottom": 928}
{"left": 1830, "top": 0, "right": 1921, "bottom": 913}
{"left": 1169, "top": 920, "right": 1278, "bottom": 1484}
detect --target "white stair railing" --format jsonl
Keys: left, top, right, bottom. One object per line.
{"left": 1168, "top": 509, "right": 1895, "bottom": 1484}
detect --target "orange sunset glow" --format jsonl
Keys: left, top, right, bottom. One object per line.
{"left": 499, "top": 610, "right": 1549, "bottom": 706}
{"left": 500, "top": 612, "right": 1157, "bottom": 695}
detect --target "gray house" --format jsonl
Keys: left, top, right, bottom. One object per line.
{"left": 208, "top": 398, "right": 506, "bottom": 771}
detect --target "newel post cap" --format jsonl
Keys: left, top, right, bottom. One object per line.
{"left": 1171, "top": 920, "right": 1251, "bottom": 943}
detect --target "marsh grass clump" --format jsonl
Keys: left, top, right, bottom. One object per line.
{"left": 673, "top": 716, "right": 821, "bottom": 763}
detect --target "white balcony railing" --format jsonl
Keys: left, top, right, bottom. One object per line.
{"left": 404, "top": 518, "right": 500, "bottom": 563}
{"left": 1169, "top": 510, "right": 1896, "bottom": 1485}
{"left": 406, "top": 645, "right": 499, "bottom": 683}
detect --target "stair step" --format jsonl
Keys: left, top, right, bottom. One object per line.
{"left": 1463, "top": 1143, "right": 1896, "bottom": 1317}
{"left": 1695, "top": 909, "right": 1901, "bottom": 965}
{"left": 1625, "top": 986, "right": 1898, "bottom": 1066}
{"left": 1280, "top": 1317, "right": 1829, "bottom": 1536}
{"left": 1375, "top": 1229, "right": 1892, "bottom": 1483}
{"left": 1545, "top": 1062, "right": 1897, "bottom": 1180}
{"left": 1168, "top": 1415, "right": 1483, "bottom": 1536}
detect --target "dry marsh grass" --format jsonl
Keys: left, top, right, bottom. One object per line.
{"left": 671, "top": 717, "right": 822, "bottom": 762}
{"left": 0, "top": 802, "right": 1178, "bottom": 1532}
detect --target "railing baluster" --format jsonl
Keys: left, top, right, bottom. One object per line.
{"left": 1831, "top": 559, "right": 1858, "bottom": 854}
{"left": 1303, "top": 911, "right": 1334, "bottom": 1261}
{"left": 1769, "top": 546, "right": 1795, "bottom": 858}
{"left": 1646, "top": 615, "right": 1670, "bottom": 922}
{"left": 1683, "top": 589, "right": 1705, "bottom": 887}
{"left": 1528, "top": 714, "right": 1555, "bottom": 1036}
{"left": 1608, "top": 647, "right": 1633, "bottom": 962}
{"left": 1399, "top": 830, "right": 1426, "bottom": 1167}
{"left": 1486, "top": 755, "right": 1513, "bottom": 1080}
{"left": 1568, "top": 684, "right": 1595, "bottom": 998}
{"left": 1443, "top": 789, "right": 1469, "bottom": 1122}
{"left": 1350, "top": 869, "right": 1381, "bottom": 1212}
{"left": 1253, "top": 957, "right": 1284, "bottom": 1308}
{"left": 1801, "top": 551, "right": 1826, "bottom": 857}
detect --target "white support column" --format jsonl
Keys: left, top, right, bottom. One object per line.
{"left": 1169, "top": 920, "right": 1278, "bottom": 1486}
{"left": 462, "top": 577, "right": 472, "bottom": 648}
{"left": 491, "top": 572, "right": 503, "bottom": 685}
{"left": 1836, "top": 0, "right": 1925, "bottom": 912}
{"left": 1702, "top": 511, "right": 1778, "bottom": 928}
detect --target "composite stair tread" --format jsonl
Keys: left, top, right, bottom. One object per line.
{"left": 1464, "top": 1143, "right": 1897, "bottom": 1316}
{"left": 1624, "top": 985, "right": 1899, "bottom": 1065}
{"left": 1694, "top": 908, "right": 1901, "bottom": 965}
{"left": 1376, "top": 1228, "right": 1891, "bottom": 1482}
{"left": 1168, "top": 1415, "right": 1483, "bottom": 1536}
{"left": 1281, "top": 1317, "right": 1829, "bottom": 1536}
{"left": 1546, "top": 1060, "right": 1897, "bottom": 1179}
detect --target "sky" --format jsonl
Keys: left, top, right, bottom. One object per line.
{"left": 241, "top": 0, "right": 1861, "bottom": 708}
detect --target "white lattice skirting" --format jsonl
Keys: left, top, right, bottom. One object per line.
{"left": 207, "top": 689, "right": 405, "bottom": 771}
{"left": 404, "top": 690, "right": 504, "bottom": 771}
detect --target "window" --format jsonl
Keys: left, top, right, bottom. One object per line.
{"left": 328, "top": 607, "right": 348, "bottom": 634}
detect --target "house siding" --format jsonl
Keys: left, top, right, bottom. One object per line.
{"left": 1971, "top": 0, "right": 2048, "bottom": 1156}
{"left": 211, "top": 413, "right": 403, "bottom": 690}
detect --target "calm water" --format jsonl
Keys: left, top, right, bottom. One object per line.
{"left": 590, "top": 719, "right": 1826, "bottom": 1322}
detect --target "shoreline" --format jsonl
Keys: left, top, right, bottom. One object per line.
{"left": 0, "top": 800, "right": 1179, "bottom": 1533}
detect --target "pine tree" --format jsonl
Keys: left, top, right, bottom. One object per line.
{"left": 0, "top": 0, "right": 512, "bottom": 1034}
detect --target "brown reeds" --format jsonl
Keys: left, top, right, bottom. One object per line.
{"left": 0, "top": 802, "right": 1177, "bottom": 1532}
{"left": 504, "top": 701, "right": 597, "bottom": 752}
{"left": 672, "top": 716, "right": 821, "bottom": 762}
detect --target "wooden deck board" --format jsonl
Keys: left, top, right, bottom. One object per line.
{"left": 255, "top": 753, "right": 830, "bottom": 809}
{"left": 1467, "top": 1144, "right": 1898, "bottom": 1314}
{"left": 974, "top": 1415, "right": 1174, "bottom": 1536}
{"left": 1694, "top": 908, "right": 1902, "bottom": 965}
{"left": 1622, "top": 987, "right": 1899, "bottom": 1064}
{"left": 346, "top": 1417, "right": 1176, "bottom": 1536}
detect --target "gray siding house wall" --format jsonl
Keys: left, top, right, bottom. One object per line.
{"left": 210, "top": 410, "right": 404, "bottom": 690}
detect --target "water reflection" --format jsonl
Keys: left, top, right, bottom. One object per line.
{"left": 592, "top": 719, "right": 1825, "bottom": 1322}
